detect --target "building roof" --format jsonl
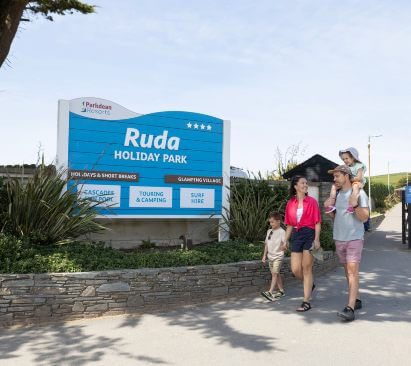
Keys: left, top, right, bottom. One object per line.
{"left": 282, "top": 154, "right": 339, "bottom": 182}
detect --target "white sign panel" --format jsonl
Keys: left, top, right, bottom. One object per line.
{"left": 69, "top": 97, "right": 140, "bottom": 121}
{"left": 78, "top": 184, "right": 121, "bottom": 208}
{"left": 129, "top": 186, "right": 173, "bottom": 208}
{"left": 180, "top": 188, "right": 215, "bottom": 209}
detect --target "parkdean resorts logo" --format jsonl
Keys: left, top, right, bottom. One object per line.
{"left": 80, "top": 101, "right": 112, "bottom": 115}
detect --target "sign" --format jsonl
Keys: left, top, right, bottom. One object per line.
{"left": 180, "top": 188, "right": 215, "bottom": 209}
{"left": 129, "top": 186, "right": 173, "bottom": 208}
{"left": 57, "top": 97, "right": 230, "bottom": 218}
{"left": 78, "top": 184, "right": 121, "bottom": 208}
{"left": 406, "top": 185, "right": 411, "bottom": 204}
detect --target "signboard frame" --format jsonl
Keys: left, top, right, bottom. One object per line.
{"left": 56, "top": 98, "right": 230, "bottom": 224}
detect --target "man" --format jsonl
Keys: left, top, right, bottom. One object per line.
{"left": 324, "top": 165, "right": 369, "bottom": 321}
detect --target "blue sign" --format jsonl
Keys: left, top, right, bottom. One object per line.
{"left": 57, "top": 98, "right": 230, "bottom": 218}
{"left": 405, "top": 185, "right": 411, "bottom": 204}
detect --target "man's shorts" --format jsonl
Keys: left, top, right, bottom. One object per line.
{"left": 268, "top": 258, "right": 283, "bottom": 274}
{"left": 291, "top": 227, "right": 315, "bottom": 252}
{"left": 335, "top": 239, "right": 364, "bottom": 264}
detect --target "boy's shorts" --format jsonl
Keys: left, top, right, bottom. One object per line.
{"left": 335, "top": 239, "right": 363, "bottom": 263}
{"left": 268, "top": 258, "right": 283, "bottom": 274}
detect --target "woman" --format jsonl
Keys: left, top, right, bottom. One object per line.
{"left": 283, "top": 175, "right": 322, "bottom": 312}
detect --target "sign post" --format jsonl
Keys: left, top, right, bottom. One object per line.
{"left": 57, "top": 97, "right": 230, "bottom": 241}
{"left": 405, "top": 186, "right": 411, "bottom": 249}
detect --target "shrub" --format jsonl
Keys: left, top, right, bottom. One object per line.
{"left": 384, "top": 192, "right": 401, "bottom": 210}
{"left": 3, "top": 165, "right": 105, "bottom": 245}
{"left": 140, "top": 239, "right": 156, "bottom": 249}
{"left": 0, "top": 177, "right": 8, "bottom": 231}
{"left": 223, "top": 176, "right": 288, "bottom": 242}
{"left": 0, "top": 233, "right": 37, "bottom": 273}
{"left": 320, "top": 221, "right": 335, "bottom": 251}
{"left": 0, "top": 238, "right": 266, "bottom": 273}
{"left": 364, "top": 182, "right": 394, "bottom": 210}
{"left": 395, "top": 176, "right": 409, "bottom": 188}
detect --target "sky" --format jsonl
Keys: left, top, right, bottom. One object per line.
{"left": 1, "top": 0, "right": 410, "bottom": 176}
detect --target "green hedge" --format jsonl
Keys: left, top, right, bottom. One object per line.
{"left": 364, "top": 182, "right": 396, "bottom": 210}
{"left": 0, "top": 234, "right": 268, "bottom": 273}
{"left": 0, "top": 226, "right": 336, "bottom": 274}
{"left": 320, "top": 221, "right": 335, "bottom": 251}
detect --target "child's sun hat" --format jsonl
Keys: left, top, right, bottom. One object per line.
{"left": 339, "top": 147, "right": 361, "bottom": 163}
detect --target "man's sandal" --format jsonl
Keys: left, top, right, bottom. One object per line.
{"left": 296, "top": 301, "right": 311, "bottom": 312}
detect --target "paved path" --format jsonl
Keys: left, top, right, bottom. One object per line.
{"left": 1, "top": 204, "right": 410, "bottom": 366}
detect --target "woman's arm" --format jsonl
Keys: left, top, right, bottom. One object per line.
{"left": 282, "top": 225, "right": 294, "bottom": 250}
{"left": 314, "top": 222, "right": 321, "bottom": 249}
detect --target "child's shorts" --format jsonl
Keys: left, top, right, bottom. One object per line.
{"left": 268, "top": 258, "right": 283, "bottom": 274}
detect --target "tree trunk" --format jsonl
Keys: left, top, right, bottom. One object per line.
{"left": 0, "top": 0, "right": 29, "bottom": 68}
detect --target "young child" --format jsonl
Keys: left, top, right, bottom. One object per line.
{"left": 326, "top": 147, "right": 367, "bottom": 214}
{"left": 261, "top": 212, "right": 286, "bottom": 301}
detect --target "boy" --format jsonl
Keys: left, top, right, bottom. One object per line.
{"left": 261, "top": 212, "right": 286, "bottom": 301}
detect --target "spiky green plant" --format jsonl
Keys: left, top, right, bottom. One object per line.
{"left": 222, "top": 176, "right": 288, "bottom": 242}
{"left": 4, "top": 165, "right": 105, "bottom": 244}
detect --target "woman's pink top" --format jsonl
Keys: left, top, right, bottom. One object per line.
{"left": 284, "top": 195, "right": 321, "bottom": 231}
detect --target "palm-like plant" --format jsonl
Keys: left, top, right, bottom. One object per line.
{"left": 222, "top": 176, "right": 288, "bottom": 242}
{"left": 4, "top": 164, "right": 105, "bottom": 244}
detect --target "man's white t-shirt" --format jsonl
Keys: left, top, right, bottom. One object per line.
{"left": 265, "top": 227, "right": 285, "bottom": 260}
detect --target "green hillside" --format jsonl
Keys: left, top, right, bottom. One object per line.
{"left": 371, "top": 172, "right": 409, "bottom": 186}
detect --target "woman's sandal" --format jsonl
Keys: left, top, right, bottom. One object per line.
{"left": 296, "top": 301, "right": 311, "bottom": 312}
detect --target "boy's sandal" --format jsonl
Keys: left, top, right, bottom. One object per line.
{"left": 296, "top": 301, "right": 311, "bottom": 312}
{"left": 261, "top": 291, "right": 273, "bottom": 301}
{"left": 274, "top": 290, "right": 285, "bottom": 298}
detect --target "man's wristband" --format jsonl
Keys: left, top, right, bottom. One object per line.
{"left": 352, "top": 204, "right": 359, "bottom": 209}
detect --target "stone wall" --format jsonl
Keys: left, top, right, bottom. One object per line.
{"left": 90, "top": 218, "right": 219, "bottom": 249}
{"left": 0, "top": 252, "right": 339, "bottom": 327}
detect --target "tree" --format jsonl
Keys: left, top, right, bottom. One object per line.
{"left": 0, "top": 0, "right": 94, "bottom": 68}
{"left": 267, "top": 142, "right": 307, "bottom": 180}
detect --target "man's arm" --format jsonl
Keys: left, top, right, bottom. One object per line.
{"left": 350, "top": 191, "right": 370, "bottom": 223}
{"left": 324, "top": 196, "right": 335, "bottom": 208}
{"left": 324, "top": 210, "right": 335, "bottom": 220}
{"left": 354, "top": 207, "right": 369, "bottom": 223}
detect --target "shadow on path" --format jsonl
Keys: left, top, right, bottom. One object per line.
{"left": 0, "top": 321, "right": 169, "bottom": 365}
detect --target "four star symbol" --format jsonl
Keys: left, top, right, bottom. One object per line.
{"left": 186, "top": 122, "right": 212, "bottom": 131}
